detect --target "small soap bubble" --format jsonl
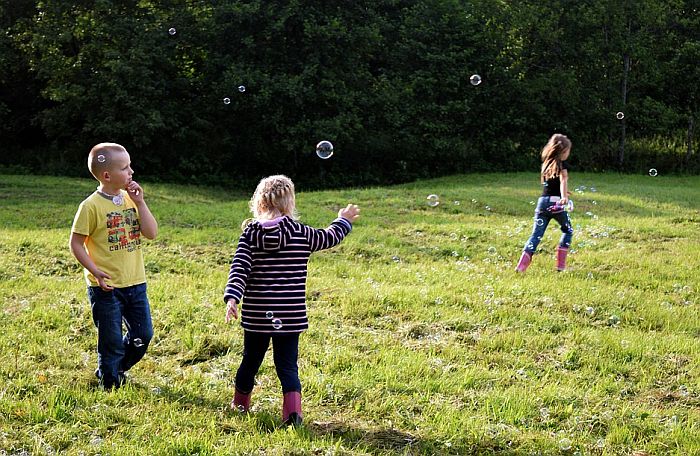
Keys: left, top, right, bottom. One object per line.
{"left": 585, "top": 306, "right": 595, "bottom": 316}
{"left": 485, "top": 205, "right": 491, "bottom": 211}
{"left": 487, "top": 246, "right": 497, "bottom": 254}
{"left": 151, "top": 387, "right": 162, "bottom": 395}
{"left": 608, "top": 315, "right": 620, "bottom": 325}
{"left": 266, "top": 311, "right": 274, "bottom": 319}
{"left": 90, "top": 437, "right": 103, "bottom": 446}
{"left": 585, "top": 211, "right": 593, "bottom": 217}
{"left": 168, "top": 27, "right": 177, "bottom": 36}
{"left": 679, "top": 385, "right": 689, "bottom": 397}
{"left": 470, "top": 74, "right": 482, "bottom": 86}
{"left": 392, "top": 255, "right": 400, "bottom": 263}
{"left": 223, "top": 97, "right": 231, "bottom": 105}
{"left": 271, "top": 318, "right": 283, "bottom": 329}
{"left": 621, "top": 339, "right": 630, "bottom": 349}
{"left": 616, "top": 111, "right": 625, "bottom": 120}
{"left": 97, "top": 154, "right": 106, "bottom": 163}
{"left": 648, "top": 168, "right": 658, "bottom": 177}
{"left": 536, "top": 218, "right": 544, "bottom": 226}
{"left": 558, "top": 437, "right": 572, "bottom": 451}
{"left": 133, "top": 338, "right": 144, "bottom": 348}
{"left": 451, "top": 250, "right": 459, "bottom": 257}
{"left": 238, "top": 85, "right": 246, "bottom": 93}
{"left": 592, "top": 200, "right": 597, "bottom": 205}
{"left": 540, "top": 407, "right": 550, "bottom": 419}
{"left": 529, "top": 201, "right": 535, "bottom": 205}
{"left": 426, "top": 194, "right": 440, "bottom": 207}
{"left": 316, "top": 140, "right": 334, "bottom": 159}
{"left": 515, "top": 368, "right": 528, "bottom": 379}
{"left": 590, "top": 187, "right": 597, "bottom": 192}
{"left": 454, "top": 200, "right": 460, "bottom": 205}
{"left": 596, "top": 438, "right": 605, "bottom": 448}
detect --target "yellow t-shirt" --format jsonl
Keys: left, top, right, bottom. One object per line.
{"left": 71, "top": 190, "right": 147, "bottom": 288}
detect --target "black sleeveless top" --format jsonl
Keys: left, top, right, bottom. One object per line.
{"left": 541, "top": 161, "right": 569, "bottom": 197}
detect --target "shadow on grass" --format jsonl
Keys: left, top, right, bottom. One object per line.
{"left": 305, "top": 419, "right": 523, "bottom": 455}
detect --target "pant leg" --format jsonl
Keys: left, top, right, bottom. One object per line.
{"left": 523, "top": 197, "right": 553, "bottom": 254}
{"left": 118, "top": 283, "right": 154, "bottom": 373}
{"left": 553, "top": 210, "right": 574, "bottom": 248}
{"left": 272, "top": 333, "right": 301, "bottom": 393}
{"left": 88, "top": 286, "right": 124, "bottom": 388}
{"left": 235, "top": 331, "right": 271, "bottom": 393}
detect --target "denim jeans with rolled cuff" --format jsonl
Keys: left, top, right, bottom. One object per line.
{"left": 88, "top": 283, "right": 153, "bottom": 388}
{"left": 235, "top": 331, "right": 301, "bottom": 394}
{"left": 523, "top": 196, "right": 574, "bottom": 255}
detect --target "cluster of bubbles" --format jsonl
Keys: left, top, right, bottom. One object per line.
{"left": 265, "top": 311, "right": 283, "bottom": 330}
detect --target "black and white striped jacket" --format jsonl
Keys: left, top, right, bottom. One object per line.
{"left": 224, "top": 215, "right": 352, "bottom": 333}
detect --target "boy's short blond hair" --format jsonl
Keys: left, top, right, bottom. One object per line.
{"left": 88, "top": 143, "right": 127, "bottom": 181}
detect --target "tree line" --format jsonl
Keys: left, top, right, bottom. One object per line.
{"left": 1, "top": 0, "right": 698, "bottom": 187}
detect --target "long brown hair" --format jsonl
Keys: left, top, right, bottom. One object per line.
{"left": 540, "top": 134, "right": 571, "bottom": 183}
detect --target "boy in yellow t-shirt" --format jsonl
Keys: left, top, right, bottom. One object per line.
{"left": 69, "top": 143, "right": 158, "bottom": 389}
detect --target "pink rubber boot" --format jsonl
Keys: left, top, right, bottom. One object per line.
{"left": 515, "top": 251, "right": 532, "bottom": 272}
{"left": 231, "top": 389, "right": 251, "bottom": 412}
{"left": 282, "top": 391, "right": 303, "bottom": 426}
{"left": 556, "top": 247, "right": 569, "bottom": 271}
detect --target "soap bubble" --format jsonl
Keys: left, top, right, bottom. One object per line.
{"left": 426, "top": 194, "right": 440, "bottom": 207}
{"left": 392, "top": 255, "right": 400, "bottom": 263}
{"left": 238, "top": 85, "right": 246, "bottom": 93}
{"left": 133, "top": 338, "right": 144, "bottom": 348}
{"left": 97, "top": 154, "right": 106, "bottom": 163}
{"left": 168, "top": 27, "right": 177, "bottom": 36}
{"left": 536, "top": 218, "right": 544, "bottom": 226}
{"left": 608, "top": 315, "right": 620, "bottom": 325}
{"left": 266, "top": 311, "right": 274, "bottom": 319}
{"left": 470, "top": 74, "right": 482, "bottom": 86}
{"left": 316, "top": 140, "right": 334, "bottom": 159}
{"left": 454, "top": 200, "right": 460, "bottom": 205}
{"left": 558, "top": 437, "right": 572, "bottom": 450}
{"left": 648, "top": 168, "right": 658, "bottom": 177}
{"left": 272, "top": 318, "right": 283, "bottom": 329}
{"left": 223, "top": 97, "right": 231, "bottom": 105}
{"left": 585, "top": 306, "right": 595, "bottom": 316}
{"left": 616, "top": 112, "right": 625, "bottom": 120}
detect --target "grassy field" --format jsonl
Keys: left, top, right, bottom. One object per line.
{"left": 0, "top": 172, "right": 698, "bottom": 455}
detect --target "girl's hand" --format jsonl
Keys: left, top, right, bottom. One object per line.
{"left": 127, "top": 181, "right": 144, "bottom": 203}
{"left": 339, "top": 204, "right": 360, "bottom": 222}
{"left": 560, "top": 197, "right": 569, "bottom": 204}
{"left": 225, "top": 299, "right": 239, "bottom": 323}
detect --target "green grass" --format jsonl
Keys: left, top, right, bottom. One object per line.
{"left": 1, "top": 172, "right": 699, "bottom": 455}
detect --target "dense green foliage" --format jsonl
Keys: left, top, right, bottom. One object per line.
{"left": 1, "top": 1, "right": 698, "bottom": 186}
{"left": 1, "top": 173, "right": 699, "bottom": 454}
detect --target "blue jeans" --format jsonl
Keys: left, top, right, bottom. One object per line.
{"left": 88, "top": 283, "right": 153, "bottom": 388}
{"left": 523, "top": 196, "right": 574, "bottom": 254}
{"left": 235, "top": 331, "right": 301, "bottom": 394}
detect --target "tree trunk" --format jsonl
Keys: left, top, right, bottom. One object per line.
{"left": 686, "top": 114, "right": 694, "bottom": 163}
{"left": 618, "top": 53, "right": 630, "bottom": 168}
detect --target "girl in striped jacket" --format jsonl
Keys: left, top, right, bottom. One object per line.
{"left": 224, "top": 175, "right": 360, "bottom": 426}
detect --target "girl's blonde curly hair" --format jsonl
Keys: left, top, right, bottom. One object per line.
{"left": 243, "top": 175, "right": 297, "bottom": 229}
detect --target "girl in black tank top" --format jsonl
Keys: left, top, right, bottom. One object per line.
{"left": 516, "top": 134, "right": 574, "bottom": 273}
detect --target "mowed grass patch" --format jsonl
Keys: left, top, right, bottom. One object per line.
{"left": 0, "top": 172, "right": 699, "bottom": 455}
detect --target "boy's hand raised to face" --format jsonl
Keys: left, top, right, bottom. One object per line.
{"left": 127, "top": 181, "right": 144, "bottom": 203}
{"left": 339, "top": 204, "right": 360, "bottom": 223}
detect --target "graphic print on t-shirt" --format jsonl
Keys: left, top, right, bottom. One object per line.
{"left": 106, "top": 208, "right": 141, "bottom": 252}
